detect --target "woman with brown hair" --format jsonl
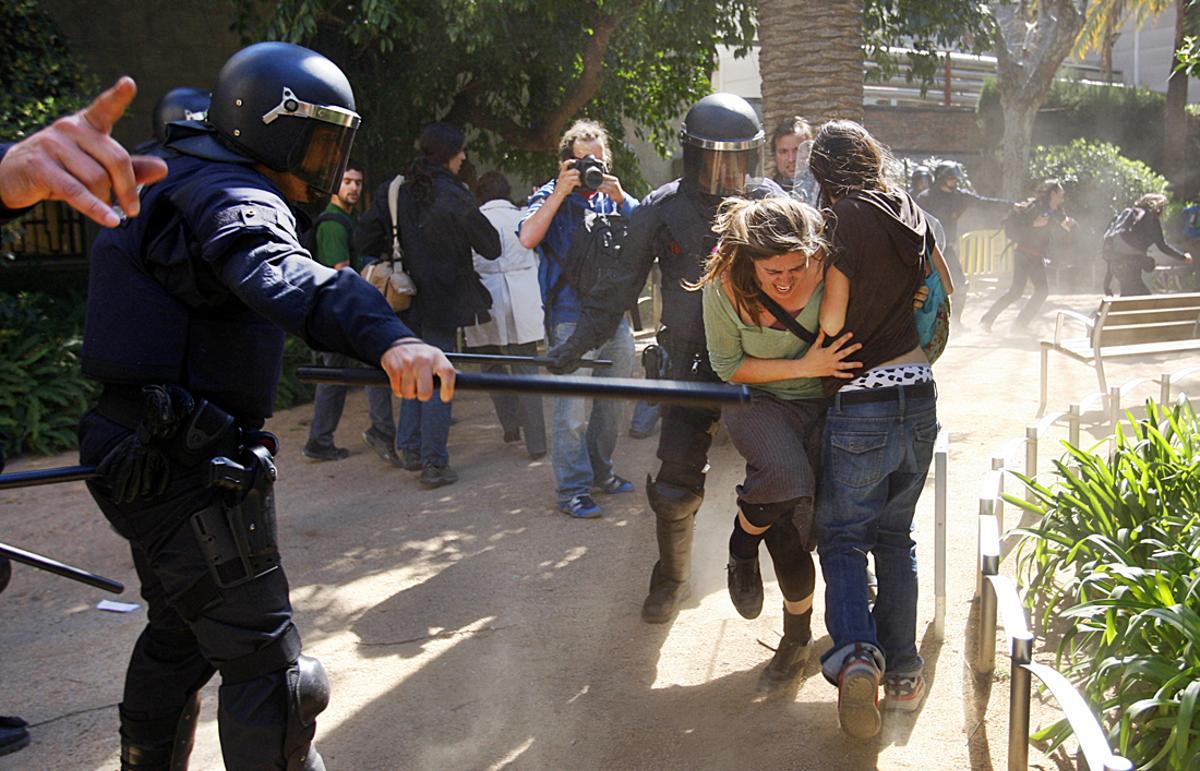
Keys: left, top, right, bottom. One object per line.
{"left": 808, "top": 119, "right": 951, "bottom": 738}
{"left": 698, "top": 196, "right": 861, "bottom": 691}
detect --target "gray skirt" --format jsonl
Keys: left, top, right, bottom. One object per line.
{"left": 722, "top": 389, "right": 830, "bottom": 508}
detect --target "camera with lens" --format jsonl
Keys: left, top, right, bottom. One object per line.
{"left": 569, "top": 154, "right": 608, "bottom": 192}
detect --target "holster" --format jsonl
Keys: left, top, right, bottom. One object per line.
{"left": 191, "top": 444, "right": 281, "bottom": 589}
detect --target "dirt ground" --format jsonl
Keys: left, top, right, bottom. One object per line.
{"left": 2, "top": 284, "right": 1194, "bottom": 770}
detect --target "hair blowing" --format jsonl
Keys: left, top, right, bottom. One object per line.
{"left": 808, "top": 120, "right": 897, "bottom": 204}
{"left": 690, "top": 196, "right": 826, "bottom": 325}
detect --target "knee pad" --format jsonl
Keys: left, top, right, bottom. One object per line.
{"left": 285, "top": 655, "right": 330, "bottom": 771}
{"left": 738, "top": 497, "right": 801, "bottom": 529}
{"left": 648, "top": 477, "right": 704, "bottom": 522}
{"left": 764, "top": 520, "right": 815, "bottom": 601}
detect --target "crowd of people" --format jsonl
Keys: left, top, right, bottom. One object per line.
{"left": 0, "top": 35, "right": 1195, "bottom": 767}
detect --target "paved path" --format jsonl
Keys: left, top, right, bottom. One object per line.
{"left": 2, "top": 288, "right": 1193, "bottom": 769}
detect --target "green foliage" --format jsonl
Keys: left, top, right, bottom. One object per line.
{"left": 1008, "top": 399, "right": 1200, "bottom": 768}
{"left": 0, "top": 291, "right": 96, "bottom": 457}
{"left": 865, "top": 0, "right": 996, "bottom": 90}
{"left": 233, "top": 0, "right": 756, "bottom": 193}
{"left": 1028, "top": 138, "right": 1168, "bottom": 216}
{"left": 0, "top": 0, "right": 94, "bottom": 139}
{"left": 274, "top": 336, "right": 316, "bottom": 411}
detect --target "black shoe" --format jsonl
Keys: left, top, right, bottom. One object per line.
{"left": 628, "top": 428, "right": 653, "bottom": 439}
{"left": 726, "top": 551, "right": 763, "bottom": 619}
{"left": 401, "top": 453, "right": 422, "bottom": 472}
{"left": 419, "top": 464, "right": 459, "bottom": 488}
{"left": 641, "top": 562, "right": 690, "bottom": 624}
{"left": 302, "top": 444, "right": 350, "bottom": 462}
{"left": 362, "top": 430, "right": 402, "bottom": 467}
{"left": 757, "top": 636, "right": 813, "bottom": 692}
{"left": 503, "top": 428, "right": 521, "bottom": 444}
{"left": 0, "top": 716, "right": 30, "bottom": 757}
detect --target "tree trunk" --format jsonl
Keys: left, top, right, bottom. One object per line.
{"left": 1164, "top": 0, "right": 1193, "bottom": 196}
{"left": 993, "top": 0, "right": 1087, "bottom": 198}
{"left": 758, "top": 0, "right": 864, "bottom": 143}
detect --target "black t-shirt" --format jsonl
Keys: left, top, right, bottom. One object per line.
{"left": 823, "top": 191, "right": 928, "bottom": 395}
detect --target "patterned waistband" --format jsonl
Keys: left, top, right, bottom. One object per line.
{"left": 842, "top": 363, "right": 933, "bottom": 392}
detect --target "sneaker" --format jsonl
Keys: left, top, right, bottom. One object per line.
{"left": 362, "top": 430, "right": 402, "bottom": 467}
{"left": 302, "top": 444, "right": 350, "bottom": 462}
{"left": 726, "top": 551, "right": 763, "bottom": 619}
{"left": 628, "top": 427, "right": 653, "bottom": 439}
{"left": 594, "top": 475, "right": 635, "bottom": 495}
{"left": 882, "top": 674, "right": 926, "bottom": 712}
{"left": 758, "top": 637, "right": 813, "bottom": 692}
{"left": 837, "top": 648, "right": 882, "bottom": 739}
{"left": 560, "top": 494, "right": 602, "bottom": 519}
{"left": 401, "top": 452, "right": 422, "bottom": 472}
{"left": 419, "top": 464, "right": 458, "bottom": 488}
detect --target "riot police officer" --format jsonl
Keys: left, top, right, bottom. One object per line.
{"left": 135, "top": 87, "right": 211, "bottom": 157}
{"left": 78, "top": 42, "right": 454, "bottom": 770}
{"left": 548, "top": 93, "right": 783, "bottom": 623}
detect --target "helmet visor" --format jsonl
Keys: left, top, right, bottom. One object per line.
{"left": 684, "top": 147, "right": 761, "bottom": 197}
{"left": 293, "top": 121, "right": 358, "bottom": 198}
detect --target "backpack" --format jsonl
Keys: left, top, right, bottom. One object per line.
{"left": 1001, "top": 204, "right": 1026, "bottom": 241}
{"left": 545, "top": 209, "right": 627, "bottom": 307}
{"left": 1102, "top": 206, "right": 1144, "bottom": 258}
{"left": 299, "top": 209, "right": 356, "bottom": 264}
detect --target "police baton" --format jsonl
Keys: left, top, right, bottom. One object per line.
{"left": 0, "top": 541, "right": 124, "bottom": 594}
{"left": 447, "top": 352, "right": 612, "bottom": 369}
{"left": 297, "top": 367, "right": 751, "bottom": 408}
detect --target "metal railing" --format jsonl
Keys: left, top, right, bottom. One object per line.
{"left": 970, "top": 363, "right": 1200, "bottom": 769}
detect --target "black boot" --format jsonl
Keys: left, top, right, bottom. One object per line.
{"left": 726, "top": 552, "right": 763, "bottom": 619}
{"left": 758, "top": 608, "right": 813, "bottom": 692}
{"left": 641, "top": 477, "right": 700, "bottom": 624}
{"left": 120, "top": 692, "right": 200, "bottom": 771}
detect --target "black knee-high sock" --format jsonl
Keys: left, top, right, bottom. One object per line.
{"left": 729, "top": 513, "right": 765, "bottom": 559}
{"left": 765, "top": 518, "right": 816, "bottom": 641}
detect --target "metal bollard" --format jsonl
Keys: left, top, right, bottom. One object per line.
{"left": 991, "top": 456, "right": 1005, "bottom": 530}
{"left": 1024, "top": 426, "right": 1038, "bottom": 504}
{"left": 1008, "top": 633, "right": 1034, "bottom": 771}
{"left": 1160, "top": 372, "right": 1171, "bottom": 406}
{"left": 934, "top": 441, "right": 948, "bottom": 641}
{"left": 1109, "top": 386, "right": 1122, "bottom": 430}
{"left": 977, "top": 516, "right": 1001, "bottom": 674}
{"left": 1068, "top": 403, "right": 1081, "bottom": 449}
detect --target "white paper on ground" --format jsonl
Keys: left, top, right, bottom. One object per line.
{"left": 96, "top": 599, "right": 141, "bottom": 613}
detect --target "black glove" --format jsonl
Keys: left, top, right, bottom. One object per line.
{"left": 546, "top": 337, "right": 589, "bottom": 375}
{"left": 96, "top": 385, "right": 195, "bottom": 503}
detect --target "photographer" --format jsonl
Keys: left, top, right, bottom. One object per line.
{"left": 518, "top": 119, "right": 638, "bottom": 519}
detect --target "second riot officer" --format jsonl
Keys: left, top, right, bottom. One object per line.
{"left": 78, "top": 42, "right": 454, "bottom": 770}
{"left": 547, "top": 93, "right": 784, "bottom": 623}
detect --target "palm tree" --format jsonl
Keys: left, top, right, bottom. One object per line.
{"left": 757, "top": 0, "right": 864, "bottom": 143}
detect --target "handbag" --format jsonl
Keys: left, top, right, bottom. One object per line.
{"left": 360, "top": 175, "right": 417, "bottom": 312}
{"left": 915, "top": 240, "right": 951, "bottom": 364}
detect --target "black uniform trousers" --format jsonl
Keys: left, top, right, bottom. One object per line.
{"left": 655, "top": 337, "right": 721, "bottom": 491}
{"left": 80, "top": 411, "right": 298, "bottom": 769}
{"left": 981, "top": 248, "right": 1049, "bottom": 327}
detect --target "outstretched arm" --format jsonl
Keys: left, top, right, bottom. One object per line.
{"left": 0, "top": 77, "right": 167, "bottom": 227}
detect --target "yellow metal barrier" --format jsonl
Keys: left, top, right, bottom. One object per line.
{"left": 959, "top": 229, "right": 1011, "bottom": 278}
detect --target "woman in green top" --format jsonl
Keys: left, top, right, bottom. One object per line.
{"left": 697, "top": 196, "right": 862, "bottom": 691}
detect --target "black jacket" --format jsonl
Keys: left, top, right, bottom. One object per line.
{"left": 1109, "top": 207, "right": 1188, "bottom": 261}
{"left": 377, "top": 164, "right": 501, "bottom": 331}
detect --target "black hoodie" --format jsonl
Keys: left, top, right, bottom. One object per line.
{"left": 823, "top": 189, "right": 930, "bottom": 395}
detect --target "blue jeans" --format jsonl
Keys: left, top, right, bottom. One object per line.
{"left": 550, "top": 318, "right": 635, "bottom": 504}
{"left": 307, "top": 352, "right": 395, "bottom": 449}
{"left": 816, "top": 386, "right": 938, "bottom": 684}
{"left": 396, "top": 325, "right": 457, "bottom": 468}
{"left": 629, "top": 400, "right": 660, "bottom": 435}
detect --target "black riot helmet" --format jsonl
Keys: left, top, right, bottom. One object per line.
{"left": 175, "top": 42, "right": 361, "bottom": 200}
{"left": 934, "top": 160, "right": 965, "bottom": 189}
{"left": 680, "top": 93, "right": 764, "bottom": 197}
{"left": 152, "top": 87, "right": 210, "bottom": 145}
{"left": 909, "top": 165, "right": 933, "bottom": 194}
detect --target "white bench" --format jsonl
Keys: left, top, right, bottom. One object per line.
{"left": 1039, "top": 292, "right": 1200, "bottom": 414}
